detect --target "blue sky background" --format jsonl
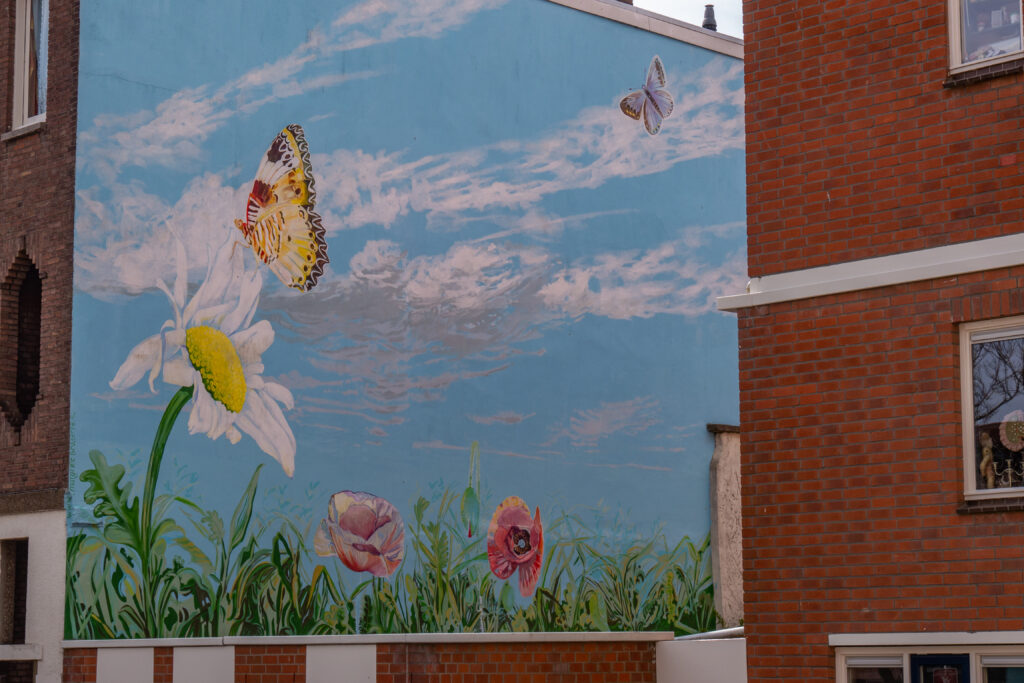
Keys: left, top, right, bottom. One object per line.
{"left": 70, "top": 0, "right": 745, "bottom": 553}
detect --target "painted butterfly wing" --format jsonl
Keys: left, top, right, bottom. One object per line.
{"left": 238, "top": 124, "right": 329, "bottom": 292}
{"left": 645, "top": 55, "right": 668, "bottom": 91}
{"left": 641, "top": 96, "right": 665, "bottom": 136}
{"left": 619, "top": 89, "right": 646, "bottom": 120}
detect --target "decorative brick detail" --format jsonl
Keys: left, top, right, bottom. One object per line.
{"left": 738, "top": 266, "right": 1024, "bottom": 681}
{"left": 154, "top": 646, "right": 173, "bottom": 683}
{"left": 744, "top": 0, "right": 1024, "bottom": 279}
{"left": 376, "top": 641, "right": 657, "bottom": 682}
{"left": 234, "top": 645, "right": 306, "bottom": 683}
{"left": 62, "top": 648, "right": 97, "bottom": 683}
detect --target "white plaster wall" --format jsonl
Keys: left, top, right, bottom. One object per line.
{"left": 709, "top": 430, "right": 743, "bottom": 627}
{"left": 0, "top": 509, "right": 65, "bottom": 683}
{"left": 306, "top": 644, "right": 375, "bottom": 683}
{"left": 656, "top": 638, "right": 747, "bottom": 683}
{"left": 173, "top": 646, "right": 235, "bottom": 683}
{"left": 97, "top": 647, "right": 154, "bottom": 683}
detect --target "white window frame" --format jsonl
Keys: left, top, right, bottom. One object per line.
{"left": 837, "top": 644, "right": 1024, "bottom": 682}
{"left": 960, "top": 315, "right": 1024, "bottom": 501}
{"left": 947, "top": 0, "right": 1024, "bottom": 74}
{"left": 11, "top": 0, "right": 48, "bottom": 130}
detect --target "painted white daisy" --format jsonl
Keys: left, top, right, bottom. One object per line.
{"left": 110, "top": 238, "right": 297, "bottom": 476}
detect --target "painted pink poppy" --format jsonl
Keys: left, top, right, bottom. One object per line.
{"left": 314, "top": 491, "right": 405, "bottom": 577}
{"left": 487, "top": 496, "right": 543, "bottom": 597}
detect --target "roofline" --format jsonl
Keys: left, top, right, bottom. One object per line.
{"left": 543, "top": 0, "right": 743, "bottom": 59}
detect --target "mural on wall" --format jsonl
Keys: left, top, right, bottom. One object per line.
{"left": 66, "top": 0, "right": 745, "bottom": 638}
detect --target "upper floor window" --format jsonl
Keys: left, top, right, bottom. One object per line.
{"left": 949, "top": 0, "right": 1024, "bottom": 72}
{"left": 960, "top": 316, "right": 1024, "bottom": 499}
{"left": 11, "top": 0, "right": 48, "bottom": 129}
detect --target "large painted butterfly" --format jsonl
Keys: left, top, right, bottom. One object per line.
{"left": 619, "top": 55, "right": 674, "bottom": 136}
{"left": 234, "top": 124, "right": 329, "bottom": 291}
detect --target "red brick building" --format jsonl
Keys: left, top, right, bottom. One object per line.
{"left": 721, "top": 0, "right": 1024, "bottom": 680}
{"left": 0, "top": 0, "right": 78, "bottom": 681}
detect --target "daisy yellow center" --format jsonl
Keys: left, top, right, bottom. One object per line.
{"left": 184, "top": 326, "right": 246, "bottom": 414}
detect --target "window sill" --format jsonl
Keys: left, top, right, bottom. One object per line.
{"left": 1, "top": 119, "right": 45, "bottom": 142}
{"left": 0, "top": 643, "right": 42, "bottom": 661}
{"left": 945, "top": 56, "right": 1024, "bottom": 87}
{"left": 957, "top": 496, "right": 1024, "bottom": 514}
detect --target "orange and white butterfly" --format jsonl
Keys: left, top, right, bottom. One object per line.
{"left": 234, "top": 124, "right": 329, "bottom": 291}
{"left": 619, "top": 55, "right": 674, "bottom": 136}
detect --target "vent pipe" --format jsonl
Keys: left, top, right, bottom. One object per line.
{"left": 702, "top": 4, "right": 718, "bottom": 30}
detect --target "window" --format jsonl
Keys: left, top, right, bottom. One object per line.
{"left": 11, "top": 0, "right": 48, "bottom": 129}
{"left": 838, "top": 647, "right": 1024, "bottom": 682}
{"left": 948, "top": 0, "right": 1024, "bottom": 72}
{"left": 959, "top": 316, "right": 1024, "bottom": 499}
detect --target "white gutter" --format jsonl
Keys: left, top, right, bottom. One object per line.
{"left": 718, "top": 232, "right": 1024, "bottom": 311}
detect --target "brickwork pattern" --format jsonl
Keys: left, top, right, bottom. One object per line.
{"left": 62, "top": 648, "right": 97, "bottom": 683}
{"left": 154, "top": 647, "right": 173, "bottom": 683}
{"left": 738, "top": 268, "right": 1024, "bottom": 681}
{"left": 0, "top": 0, "right": 78, "bottom": 495}
{"left": 744, "top": 0, "right": 1024, "bottom": 277}
{"left": 234, "top": 645, "right": 306, "bottom": 683}
{"left": 376, "top": 641, "right": 657, "bottom": 683}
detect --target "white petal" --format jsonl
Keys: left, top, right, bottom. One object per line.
{"left": 232, "top": 320, "right": 274, "bottom": 364}
{"left": 226, "top": 426, "right": 242, "bottom": 444}
{"left": 236, "top": 389, "right": 296, "bottom": 476}
{"left": 172, "top": 237, "right": 188, "bottom": 315}
{"left": 219, "top": 268, "right": 262, "bottom": 335}
{"left": 110, "top": 335, "right": 162, "bottom": 391}
{"left": 163, "top": 357, "right": 195, "bottom": 387}
{"left": 262, "top": 381, "right": 294, "bottom": 411}
{"left": 187, "top": 385, "right": 220, "bottom": 438}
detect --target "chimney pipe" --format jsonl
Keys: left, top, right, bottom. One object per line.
{"left": 702, "top": 4, "right": 717, "bottom": 31}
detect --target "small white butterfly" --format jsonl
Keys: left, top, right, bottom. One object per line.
{"left": 619, "top": 55, "right": 675, "bottom": 136}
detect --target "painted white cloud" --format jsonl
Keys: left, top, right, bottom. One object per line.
{"left": 313, "top": 61, "right": 743, "bottom": 231}
{"left": 549, "top": 396, "right": 661, "bottom": 449}
{"left": 79, "top": 0, "right": 508, "bottom": 181}
{"left": 467, "top": 411, "right": 535, "bottom": 425}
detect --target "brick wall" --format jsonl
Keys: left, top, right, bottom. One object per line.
{"left": 0, "top": 0, "right": 78, "bottom": 496}
{"left": 376, "top": 641, "right": 657, "bottom": 683}
{"left": 743, "top": 0, "right": 1024, "bottom": 277}
{"left": 738, "top": 266, "right": 1024, "bottom": 681}
{"left": 62, "top": 648, "right": 97, "bottom": 683}
{"left": 154, "top": 647, "right": 173, "bottom": 683}
{"left": 234, "top": 645, "right": 305, "bottom": 683}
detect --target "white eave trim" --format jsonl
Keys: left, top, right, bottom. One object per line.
{"left": 717, "top": 232, "right": 1024, "bottom": 311}
{"left": 830, "top": 632, "right": 1024, "bottom": 647}
{"left": 543, "top": 0, "right": 743, "bottom": 59}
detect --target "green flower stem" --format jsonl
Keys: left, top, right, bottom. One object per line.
{"left": 141, "top": 385, "right": 194, "bottom": 539}
{"left": 139, "top": 384, "right": 194, "bottom": 636}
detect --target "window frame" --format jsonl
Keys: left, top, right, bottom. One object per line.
{"left": 959, "top": 315, "right": 1024, "bottom": 501}
{"left": 837, "top": 646, "right": 1024, "bottom": 683}
{"left": 10, "top": 0, "right": 48, "bottom": 131}
{"left": 947, "top": 0, "right": 1024, "bottom": 75}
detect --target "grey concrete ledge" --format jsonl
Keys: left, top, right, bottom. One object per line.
{"left": 543, "top": 0, "right": 742, "bottom": 58}
{"left": 63, "top": 638, "right": 223, "bottom": 649}
{"left": 0, "top": 643, "right": 43, "bottom": 660}
{"left": 65, "top": 632, "right": 674, "bottom": 648}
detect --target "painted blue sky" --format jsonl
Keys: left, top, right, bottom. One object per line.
{"left": 70, "top": 0, "right": 745, "bottom": 548}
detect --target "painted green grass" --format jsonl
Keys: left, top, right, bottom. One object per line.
{"left": 66, "top": 453, "right": 718, "bottom": 638}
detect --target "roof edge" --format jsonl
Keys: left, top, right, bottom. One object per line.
{"left": 543, "top": 0, "right": 743, "bottom": 59}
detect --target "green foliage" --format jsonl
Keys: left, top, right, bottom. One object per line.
{"left": 67, "top": 435, "right": 719, "bottom": 638}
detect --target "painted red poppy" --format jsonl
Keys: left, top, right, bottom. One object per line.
{"left": 314, "top": 490, "right": 405, "bottom": 577}
{"left": 487, "top": 496, "right": 543, "bottom": 597}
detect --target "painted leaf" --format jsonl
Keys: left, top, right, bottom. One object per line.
{"left": 459, "top": 486, "right": 480, "bottom": 538}
{"left": 230, "top": 465, "right": 262, "bottom": 552}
